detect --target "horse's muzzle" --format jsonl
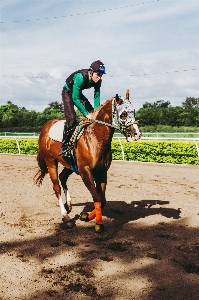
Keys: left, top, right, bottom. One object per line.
{"left": 133, "top": 131, "right": 142, "bottom": 141}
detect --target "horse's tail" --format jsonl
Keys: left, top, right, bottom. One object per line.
{"left": 34, "top": 150, "right": 48, "bottom": 186}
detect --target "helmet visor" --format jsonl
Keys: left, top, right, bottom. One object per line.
{"left": 97, "top": 66, "right": 106, "bottom": 74}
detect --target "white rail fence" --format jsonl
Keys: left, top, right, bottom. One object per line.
{"left": 0, "top": 133, "right": 199, "bottom": 159}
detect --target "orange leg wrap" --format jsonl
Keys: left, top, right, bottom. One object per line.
{"left": 94, "top": 202, "right": 102, "bottom": 224}
{"left": 88, "top": 209, "right": 96, "bottom": 221}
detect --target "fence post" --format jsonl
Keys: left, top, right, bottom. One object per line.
{"left": 117, "top": 137, "right": 125, "bottom": 161}
{"left": 193, "top": 139, "right": 199, "bottom": 157}
{"left": 14, "top": 137, "right": 21, "bottom": 154}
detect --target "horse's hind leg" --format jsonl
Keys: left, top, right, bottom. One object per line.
{"left": 46, "top": 158, "right": 69, "bottom": 218}
{"left": 59, "top": 168, "right": 73, "bottom": 214}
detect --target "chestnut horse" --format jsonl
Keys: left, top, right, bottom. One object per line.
{"left": 34, "top": 90, "right": 141, "bottom": 232}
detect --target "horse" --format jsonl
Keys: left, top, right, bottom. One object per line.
{"left": 34, "top": 90, "right": 142, "bottom": 233}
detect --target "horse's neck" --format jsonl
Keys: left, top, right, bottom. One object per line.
{"left": 94, "top": 99, "right": 114, "bottom": 144}
{"left": 84, "top": 99, "right": 114, "bottom": 150}
{"left": 94, "top": 99, "right": 112, "bottom": 123}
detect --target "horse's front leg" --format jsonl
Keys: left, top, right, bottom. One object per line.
{"left": 80, "top": 167, "right": 107, "bottom": 232}
{"left": 96, "top": 180, "right": 107, "bottom": 209}
{"left": 59, "top": 168, "right": 73, "bottom": 214}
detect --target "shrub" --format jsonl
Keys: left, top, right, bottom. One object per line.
{"left": 0, "top": 138, "right": 198, "bottom": 165}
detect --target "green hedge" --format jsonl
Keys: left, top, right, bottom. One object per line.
{"left": 0, "top": 139, "right": 38, "bottom": 155}
{"left": 111, "top": 140, "right": 199, "bottom": 164}
{"left": 0, "top": 138, "right": 199, "bottom": 165}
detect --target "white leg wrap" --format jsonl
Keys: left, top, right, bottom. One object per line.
{"left": 59, "top": 197, "right": 68, "bottom": 216}
{"left": 64, "top": 189, "right": 72, "bottom": 211}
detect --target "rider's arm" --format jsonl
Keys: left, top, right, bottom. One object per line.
{"left": 94, "top": 80, "right": 101, "bottom": 110}
{"left": 72, "top": 73, "right": 89, "bottom": 116}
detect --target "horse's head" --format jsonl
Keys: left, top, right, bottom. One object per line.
{"left": 114, "top": 91, "right": 142, "bottom": 142}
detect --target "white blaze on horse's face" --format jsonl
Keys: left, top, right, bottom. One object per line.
{"left": 131, "top": 123, "right": 141, "bottom": 141}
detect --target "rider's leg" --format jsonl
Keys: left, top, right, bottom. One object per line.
{"left": 62, "top": 88, "right": 76, "bottom": 128}
{"left": 59, "top": 89, "right": 76, "bottom": 156}
{"left": 59, "top": 124, "right": 76, "bottom": 156}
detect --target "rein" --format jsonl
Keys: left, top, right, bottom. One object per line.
{"left": 89, "top": 118, "right": 119, "bottom": 130}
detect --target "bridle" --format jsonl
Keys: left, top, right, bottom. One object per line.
{"left": 88, "top": 97, "right": 138, "bottom": 134}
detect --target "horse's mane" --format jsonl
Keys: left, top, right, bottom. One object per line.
{"left": 81, "top": 97, "right": 113, "bottom": 122}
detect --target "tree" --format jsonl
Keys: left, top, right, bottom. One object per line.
{"left": 76, "top": 109, "right": 84, "bottom": 121}
{"left": 46, "top": 101, "right": 64, "bottom": 112}
{"left": 182, "top": 97, "right": 199, "bottom": 109}
{"left": 136, "top": 100, "right": 171, "bottom": 126}
{"left": 182, "top": 97, "right": 199, "bottom": 126}
{"left": 142, "top": 100, "right": 170, "bottom": 109}
{"left": 0, "top": 101, "right": 20, "bottom": 127}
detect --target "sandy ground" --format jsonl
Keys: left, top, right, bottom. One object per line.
{"left": 0, "top": 154, "right": 199, "bottom": 300}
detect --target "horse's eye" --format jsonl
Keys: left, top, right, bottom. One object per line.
{"left": 120, "top": 111, "right": 127, "bottom": 120}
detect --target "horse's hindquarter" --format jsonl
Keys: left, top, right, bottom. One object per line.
{"left": 38, "top": 119, "right": 72, "bottom": 169}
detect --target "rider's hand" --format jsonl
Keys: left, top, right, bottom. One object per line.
{"left": 86, "top": 114, "right": 93, "bottom": 120}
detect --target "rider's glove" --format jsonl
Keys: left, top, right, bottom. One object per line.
{"left": 86, "top": 114, "right": 93, "bottom": 120}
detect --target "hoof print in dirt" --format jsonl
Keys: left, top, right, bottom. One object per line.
{"left": 46, "top": 290, "right": 58, "bottom": 297}
{"left": 108, "top": 242, "right": 126, "bottom": 252}
{"left": 100, "top": 255, "right": 114, "bottom": 262}
{"left": 174, "top": 258, "right": 199, "bottom": 274}
{"left": 64, "top": 282, "right": 98, "bottom": 297}
{"left": 50, "top": 242, "right": 60, "bottom": 248}
{"left": 147, "top": 252, "right": 162, "bottom": 260}
{"left": 183, "top": 263, "right": 199, "bottom": 274}
{"left": 174, "top": 244, "right": 199, "bottom": 273}
{"left": 63, "top": 240, "right": 77, "bottom": 247}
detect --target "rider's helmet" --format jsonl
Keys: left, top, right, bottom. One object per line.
{"left": 89, "top": 60, "right": 106, "bottom": 74}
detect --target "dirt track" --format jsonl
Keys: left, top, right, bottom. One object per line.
{"left": 0, "top": 154, "right": 199, "bottom": 300}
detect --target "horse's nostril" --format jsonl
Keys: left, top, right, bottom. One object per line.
{"left": 134, "top": 133, "right": 137, "bottom": 135}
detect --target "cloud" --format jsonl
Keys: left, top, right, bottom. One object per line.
{"left": 1, "top": 0, "right": 199, "bottom": 112}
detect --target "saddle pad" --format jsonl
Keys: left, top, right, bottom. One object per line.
{"left": 48, "top": 120, "right": 65, "bottom": 142}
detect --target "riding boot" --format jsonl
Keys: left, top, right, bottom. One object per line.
{"left": 59, "top": 121, "right": 79, "bottom": 157}
{"left": 59, "top": 125, "right": 74, "bottom": 157}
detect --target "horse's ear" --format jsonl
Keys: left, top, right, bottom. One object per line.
{"left": 126, "top": 89, "right": 130, "bottom": 100}
{"left": 115, "top": 94, "right": 124, "bottom": 105}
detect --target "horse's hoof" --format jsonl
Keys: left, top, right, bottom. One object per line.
{"left": 80, "top": 212, "right": 90, "bottom": 222}
{"left": 62, "top": 215, "right": 71, "bottom": 223}
{"left": 95, "top": 224, "right": 104, "bottom": 233}
{"left": 61, "top": 215, "right": 75, "bottom": 229}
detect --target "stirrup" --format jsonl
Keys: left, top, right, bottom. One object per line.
{"left": 59, "top": 150, "right": 72, "bottom": 157}
{"left": 59, "top": 145, "right": 71, "bottom": 157}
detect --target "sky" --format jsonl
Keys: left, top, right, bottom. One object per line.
{"left": 1, "top": 0, "right": 199, "bottom": 112}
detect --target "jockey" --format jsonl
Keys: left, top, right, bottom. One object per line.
{"left": 59, "top": 59, "right": 106, "bottom": 156}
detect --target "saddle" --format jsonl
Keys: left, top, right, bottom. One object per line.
{"left": 49, "top": 118, "right": 92, "bottom": 152}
